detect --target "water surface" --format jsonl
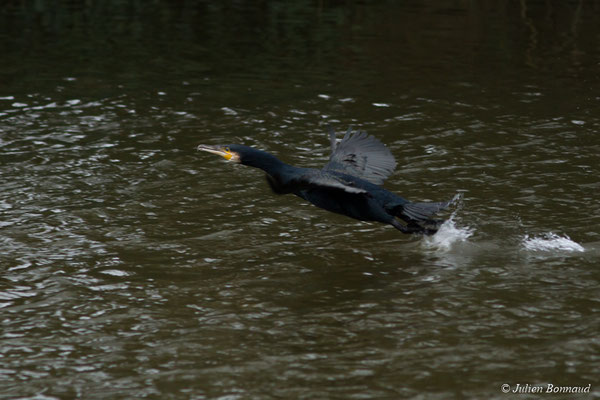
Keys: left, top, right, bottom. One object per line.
{"left": 1, "top": 1, "right": 599, "bottom": 399}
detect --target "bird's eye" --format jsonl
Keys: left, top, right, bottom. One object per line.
{"left": 224, "top": 146, "right": 230, "bottom": 152}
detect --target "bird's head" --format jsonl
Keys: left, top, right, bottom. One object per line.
{"left": 196, "top": 144, "right": 243, "bottom": 163}
{"left": 197, "top": 143, "right": 284, "bottom": 171}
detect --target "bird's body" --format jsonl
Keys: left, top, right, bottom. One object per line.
{"left": 198, "top": 128, "right": 455, "bottom": 234}
{"left": 294, "top": 172, "right": 408, "bottom": 225}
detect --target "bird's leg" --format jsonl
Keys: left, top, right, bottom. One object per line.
{"left": 391, "top": 219, "right": 438, "bottom": 235}
{"left": 423, "top": 218, "right": 445, "bottom": 228}
{"left": 391, "top": 219, "right": 420, "bottom": 234}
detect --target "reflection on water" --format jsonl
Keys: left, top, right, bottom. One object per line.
{"left": 2, "top": 1, "right": 600, "bottom": 399}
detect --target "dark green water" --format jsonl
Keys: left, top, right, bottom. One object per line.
{"left": 1, "top": 1, "right": 599, "bottom": 399}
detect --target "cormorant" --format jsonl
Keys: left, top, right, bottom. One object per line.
{"left": 198, "top": 127, "right": 456, "bottom": 235}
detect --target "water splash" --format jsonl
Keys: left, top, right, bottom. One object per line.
{"left": 522, "top": 232, "right": 584, "bottom": 253}
{"left": 422, "top": 215, "right": 474, "bottom": 251}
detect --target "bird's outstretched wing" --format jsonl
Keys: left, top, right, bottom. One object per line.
{"left": 266, "top": 169, "right": 368, "bottom": 195}
{"left": 324, "top": 127, "right": 397, "bottom": 185}
{"left": 293, "top": 170, "right": 367, "bottom": 194}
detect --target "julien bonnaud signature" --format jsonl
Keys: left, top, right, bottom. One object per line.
{"left": 501, "top": 383, "right": 591, "bottom": 394}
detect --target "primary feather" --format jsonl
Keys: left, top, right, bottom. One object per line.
{"left": 324, "top": 127, "right": 397, "bottom": 185}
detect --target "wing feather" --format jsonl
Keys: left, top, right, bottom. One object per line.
{"left": 294, "top": 171, "right": 367, "bottom": 194}
{"left": 323, "top": 127, "right": 397, "bottom": 185}
{"left": 267, "top": 168, "right": 368, "bottom": 195}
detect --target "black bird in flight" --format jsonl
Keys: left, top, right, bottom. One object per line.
{"left": 198, "top": 127, "right": 456, "bottom": 234}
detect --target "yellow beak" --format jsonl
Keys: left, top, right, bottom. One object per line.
{"left": 197, "top": 145, "right": 238, "bottom": 162}
{"left": 197, "top": 144, "right": 233, "bottom": 160}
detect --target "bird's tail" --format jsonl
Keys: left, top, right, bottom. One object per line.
{"left": 395, "top": 194, "right": 460, "bottom": 225}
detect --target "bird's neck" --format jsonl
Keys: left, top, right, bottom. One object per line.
{"left": 242, "top": 150, "right": 292, "bottom": 176}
